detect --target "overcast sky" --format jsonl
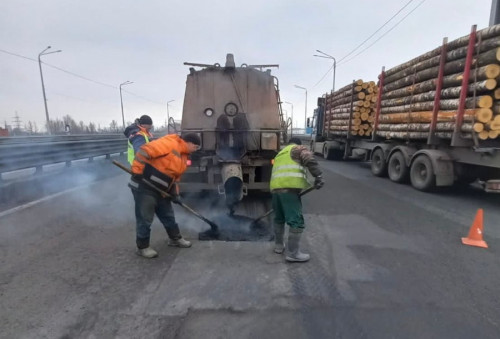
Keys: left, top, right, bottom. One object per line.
{"left": 0, "top": 0, "right": 492, "bottom": 131}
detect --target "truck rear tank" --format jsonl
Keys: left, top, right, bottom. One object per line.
{"left": 179, "top": 54, "right": 287, "bottom": 213}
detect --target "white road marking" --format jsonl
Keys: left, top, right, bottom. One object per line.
{"left": 0, "top": 185, "right": 88, "bottom": 219}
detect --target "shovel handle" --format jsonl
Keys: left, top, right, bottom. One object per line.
{"left": 252, "top": 186, "right": 315, "bottom": 224}
{"left": 112, "top": 160, "right": 133, "bottom": 175}
{"left": 112, "top": 160, "right": 173, "bottom": 198}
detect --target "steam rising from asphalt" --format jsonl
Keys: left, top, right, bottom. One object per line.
{"left": 176, "top": 191, "right": 273, "bottom": 241}
{"left": 0, "top": 150, "right": 273, "bottom": 242}
{"left": 0, "top": 155, "right": 124, "bottom": 212}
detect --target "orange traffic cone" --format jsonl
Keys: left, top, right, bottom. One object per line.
{"left": 461, "top": 209, "right": 488, "bottom": 248}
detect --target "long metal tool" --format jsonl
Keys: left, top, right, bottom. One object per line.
{"left": 250, "top": 186, "right": 316, "bottom": 225}
{"left": 112, "top": 160, "right": 220, "bottom": 236}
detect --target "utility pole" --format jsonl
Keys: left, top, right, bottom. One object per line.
{"left": 38, "top": 46, "right": 62, "bottom": 135}
{"left": 12, "top": 112, "right": 22, "bottom": 135}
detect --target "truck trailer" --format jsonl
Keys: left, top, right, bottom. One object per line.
{"left": 311, "top": 24, "right": 500, "bottom": 193}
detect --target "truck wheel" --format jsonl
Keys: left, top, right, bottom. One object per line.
{"left": 410, "top": 155, "right": 436, "bottom": 191}
{"left": 388, "top": 152, "right": 409, "bottom": 183}
{"left": 371, "top": 148, "right": 387, "bottom": 177}
{"left": 323, "top": 145, "right": 335, "bottom": 160}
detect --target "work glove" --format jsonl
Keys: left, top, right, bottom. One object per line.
{"left": 168, "top": 184, "right": 182, "bottom": 204}
{"left": 314, "top": 176, "right": 325, "bottom": 190}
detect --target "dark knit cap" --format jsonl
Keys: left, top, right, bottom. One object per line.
{"left": 139, "top": 115, "right": 153, "bottom": 125}
{"left": 182, "top": 133, "right": 201, "bottom": 146}
{"left": 288, "top": 137, "right": 302, "bottom": 145}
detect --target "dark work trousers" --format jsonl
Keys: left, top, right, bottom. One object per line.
{"left": 131, "top": 187, "right": 181, "bottom": 249}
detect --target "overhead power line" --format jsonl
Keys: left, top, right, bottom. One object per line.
{"left": 43, "top": 63, "right": 116, "bottom": 89}
{"left": 337, "top": 0, "right": 415, "bottom": 63}
{"left": 312, "top": 65, "right": 333, "bottom": 89}
{"left": 312, "top": 0, "right": 425, "bottom": 89}
{"left": 338, "top": 0, "right": 426, "bottom": 66}
{"left": 0, "top": 48, "right": 165, "bottom": 106}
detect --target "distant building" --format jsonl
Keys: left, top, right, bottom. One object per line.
{"left": 0, "top": 127, "right": 9, "bottom": 137}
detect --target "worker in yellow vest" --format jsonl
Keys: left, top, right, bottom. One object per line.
{"left": 270, "top": 138, "right": 324, "bottom": 262}
{"left": 124, "top": 115, "right": 154, "bottom": 165}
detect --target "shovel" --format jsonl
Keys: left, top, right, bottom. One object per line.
{"left": 250, "top": 186, "right": 316, "bottom": 226}
{"left": 113, "top": 160, "right": 220, "bottom": 236}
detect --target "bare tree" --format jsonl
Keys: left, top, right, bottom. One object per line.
{"left": 25, "top": 121, "right": 34, "bottom": 134}
{"left": 110, "top": 120, "right": 118, "bottom": 132}
{"left": 88, "top": 122, "right": 96, "bottom": 134}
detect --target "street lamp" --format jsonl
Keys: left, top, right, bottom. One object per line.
{"left": 119, "top": 81, "right": 133, "bottom": 128}
{"left": 314, "top": 49, "right": 337, "bottom": 93}
{"left": 167, "top": 99, "right": 175, "bottom": 133}
{"left": 38, "top": 46, "right": 62, "bottom": 134}
{"left": 284, "top": 101, "right": 294, "bottom": 129}
{"left": 294, "top": 85, "right": 308, "bottom": 129}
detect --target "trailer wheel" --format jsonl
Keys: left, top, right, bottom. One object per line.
{"left": 410, "top": 155, "right": 436, "bottom": 191}
{"left": 388, "top": 152, "right": 409, "bottom": 183}
{"left": 371, "top": 148, "right": 387, "bottom": 177}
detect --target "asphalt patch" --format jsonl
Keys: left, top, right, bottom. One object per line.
{"left": 198, "top": 214, "right": 273, "bottom": 241}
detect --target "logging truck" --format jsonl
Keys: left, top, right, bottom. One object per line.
{"left": 311, "top": 24, "right": 500, "bottom": 193}
{"left": 178, "top": 54, "right": 287, "bottom": 212}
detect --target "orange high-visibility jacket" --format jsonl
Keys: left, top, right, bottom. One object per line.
{"left": 132, "top": 134, "right": 189, "bottom": 182}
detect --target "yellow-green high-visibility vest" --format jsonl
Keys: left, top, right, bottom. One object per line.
{"left": 127, "top": 132, "right": 150, "bottom": 165}
{"left": 270, "top": 144, "right": 309, "bottom": 190}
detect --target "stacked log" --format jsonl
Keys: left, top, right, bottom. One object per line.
{"left": 376, "top": 24, "right": 500, "bottom": 141}
{"left": 324, "top": 80, "right": 378, "bottom": 137}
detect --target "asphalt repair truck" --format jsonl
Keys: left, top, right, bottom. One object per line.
{"left": 310, "top": 24, "right": 500, "bottom": 193}
{"left": 177, "top": 54, "right": 288, "bottom": 214}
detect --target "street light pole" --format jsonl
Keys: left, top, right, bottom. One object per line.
{"left": 284, "top": 101, "right": 294, "bottom": 128}
{"left": 119, "top": 81, "right": 133, "bottom": 128}
{"left": 294, "top": 85, "right": 308, "bottom": 129}
{"left": 38, "top": 46, "right": 62, "bottom": 134}
{"left": 314, "top": 49, "right": 337, "bottom": 93}
{"left": 167, "top": 99, "right": 175, "bottom": 133}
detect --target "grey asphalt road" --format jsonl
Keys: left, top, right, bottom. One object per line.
{"left": 1, "top": 158, "right": 499, "bottom": 338}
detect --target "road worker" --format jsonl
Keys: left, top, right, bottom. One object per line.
{"left": 124, "top": 115, "right": 154, "bottom": 165}
{"left": 129, "top": 133, "right": 201, "bottom": 258}
{"left": 270, "top": 138, "right": 324, "bottom": 262}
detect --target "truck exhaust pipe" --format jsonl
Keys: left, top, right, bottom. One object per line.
{"left": 220, "top": 163, "right": 246, "bottom": 214}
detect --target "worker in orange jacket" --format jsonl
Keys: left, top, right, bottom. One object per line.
{"left": 129, "top": 133, "right": 201, "bottom": 258}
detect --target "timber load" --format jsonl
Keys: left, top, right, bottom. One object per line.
{"left": 324, "top": 80, "right": 378, "bottom": 137}
{"left": 375, "top": 24, "right": 500, "bottom": 141}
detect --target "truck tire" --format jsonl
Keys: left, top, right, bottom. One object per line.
{"left": 410, "top": 155, "right": 436, "bottom": 191}
{"left": 371, "top": 148, "right": 387, "bottom": 177}
{"left": 388, "top": 152, "right": 409, "bottom": 183}
{"left": 323, "top": 145, "right": 339, "bottom": 160}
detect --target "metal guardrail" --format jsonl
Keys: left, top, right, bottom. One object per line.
{"left": 0, "top": 134, "right": 127, "bottom": 174}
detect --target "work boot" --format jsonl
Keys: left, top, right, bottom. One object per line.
{"left": 274, "top": 223, "right": 285, "bottom": 254}
{"left": 136, "top": 247, "right": 158, "bottom": 258}
{"left": 168, "top": 237, "right": 192, "bottom": 248}
{"left": 285, "top": 232, "right": 310, "bottom": 262}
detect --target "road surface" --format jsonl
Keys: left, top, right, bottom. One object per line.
{"left": 1, "top": 158, "right": 499, "bottom": 338}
